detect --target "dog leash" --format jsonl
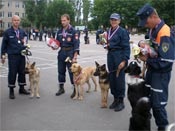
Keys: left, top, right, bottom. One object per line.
{"left": 21, "top": 45, "right": 32, "bottom": 63}
{"left": 73, "top": 71, "right": 82, "bottom": 84}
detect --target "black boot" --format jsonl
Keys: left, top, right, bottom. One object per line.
{"left": 55, "top": 84, "right": 65, "bottom": 96}
{"left": 19, "top": 86, "right": 30, "bottom": 95}
{"left": 109, "top": 99, "right": 118, "bottom": 109}
{"left": 114, "top": 98, "right": 125, "bottom": 112}
{"left": 9, "top": 88, "right": 15, "bottom": 99}
{"left": 158, "top": 126, "right": 165, "bottom": 131}
{"left": 70, "top": 86, "right": 76, "bottom": 98}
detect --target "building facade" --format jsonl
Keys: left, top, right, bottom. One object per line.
{"left": 0, "top": 0, "right": 55, "bottom": 31}
{"left": 0, "top": 0, "right": 26, "bottom": 30}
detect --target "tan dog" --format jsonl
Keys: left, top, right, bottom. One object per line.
{"left": 94, "top": 61, "right": 109, "bottom": 108}
{"left": 25, "top": 62, "right": 40, "bottom": 98}
{"left": 70, "top": 63, "right": 97, "bottom": 100}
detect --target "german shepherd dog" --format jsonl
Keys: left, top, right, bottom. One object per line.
{"left": 70, "top": 63, "right": 97, "bottom": 100}
{"left": 94, "top": 61, "right": 109, "bottom": 108}
{"left": 25, "top": 62, "right": 40, "bottom": 98}
{"left": 125, "top": 61, "right": 151, "bottom": 131}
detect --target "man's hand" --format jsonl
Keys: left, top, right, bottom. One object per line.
{"left": 116, "top": 61, "right": 126, "bottom": 77}
{"left": 72, "top": 57, "right": 77, "bottom": 63}
{"left": 1, "top": 55, "right": 6, "bottom": 64}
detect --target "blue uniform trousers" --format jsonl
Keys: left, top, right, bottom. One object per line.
{"left": 8, "top": 54, "right": 26, "bottom": 88}
{"left": 57, "top": 49, "right": 74, "bottom": 85}
{"left": 107, "top": 51, "right": 126, "bottom": 99}
{"left": 145, "top": 70, "right": 171, "bottom": 128}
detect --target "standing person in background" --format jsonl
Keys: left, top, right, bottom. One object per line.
{"left": 83, "top": 27, "right": 89, "bottom": 44}
{"left": 76, "top": 28, "right": 81, "bottom": 38}
{"left": 107, "top": 13, "right": 130, "bottom": 112}
{"left": 137, "top": 4, "right": 175, "bottom": 131}
{"left": 0, "top": 15, "right": 30, "bottom": 99}
{"left": 55, "top": 14, "right": 80, "bottom": 98}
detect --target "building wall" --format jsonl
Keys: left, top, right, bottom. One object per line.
{"left": 0, "top": 0, "right": 25, "bottom": 30}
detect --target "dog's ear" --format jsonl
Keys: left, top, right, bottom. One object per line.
{"left": 26, "top": 61, "right": 30, "bottom": 65}
{"left": 101, "top": 64, "right": 106, "bottom": 70}
{"left": 31, "top": 62, "right": 36, "bottom": 68}
{"left": 95, "top": 61, "right": 99, "bottom": 67}
{"left": 78, "top": 65, "right": 82, "bottom": 73}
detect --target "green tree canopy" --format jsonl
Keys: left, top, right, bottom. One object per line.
{"left": 91, "top": 0, "right": 174, "bottom": 30}
{"left": 45, "top": 0, "right": 75, "bottom": 28}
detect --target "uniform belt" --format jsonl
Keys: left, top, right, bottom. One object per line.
{"left": 108, "top": 48, "right": 118, "bottom": 51}
{"left": 61, "top": 47, "right": 73, "bottom": 51}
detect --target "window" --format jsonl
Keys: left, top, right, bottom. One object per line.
{"left": 8, "top": 22, "right": 11, "bottom": 28}
{"left": 15, "top": 12, "right": 19, "bottom": 16}
{"left": 0, "top": 12, "right": 4, "bottom": 18}
{"left": 15, "top": 2, "right": 20, "bottom": 8}
{"left": 8, "top": 12, "right": 12, "bottom": 17}
{"left": 0, "top": 22, "right": 3, "bottom": 28}
{"left": 22, "top": 2, "right": 25, "bottom": 8}
{"left": 22, "top": 13, "right": 25, "bottom": 17}
{"left": 8, "top": 2, "right": 12, "bottom": 7}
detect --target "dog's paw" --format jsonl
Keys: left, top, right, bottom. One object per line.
{"left": 73, "top": 96, "right": 78, "bottom": 100}
{"left": 101, "top": 104, "right": 107, "bottom": 108}
{"left": 29, "top": 94, "right": 34, "bottom": 98}
{"left": 94, "top": 89, "right": 97, "bottom": 92}
{"left": 78, "top": 96, "right": 83, "bottom": 100}
{"left": 36, "top": 94, "right": 40, "bottom": 98}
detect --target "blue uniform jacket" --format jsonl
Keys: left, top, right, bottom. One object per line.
{"left": 147, "top": 21, "right": 175, "bottom": 72}
{"left": 56, "top": 25, "right": 80, "bottom": 54}
{"left": 108, "top": 26, "right": 130, "bottom": 63}
{"left": 1, "top": 26, "right": 27, "bottom": 56}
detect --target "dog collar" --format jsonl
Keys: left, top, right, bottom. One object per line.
{"left": 131, "top": 75, "right": 142, "bottom": 78}
{"left": 74, "top": 71, "right": 82, "bottom": 84}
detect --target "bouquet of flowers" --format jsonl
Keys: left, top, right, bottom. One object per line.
{"left": 99, "top": 32, "right": 108, "bottom": 49}
{"left": 131, "top": 40, "right": 158, "bottom": 58}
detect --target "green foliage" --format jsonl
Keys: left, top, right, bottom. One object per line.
{"left": 24, "top": 0, "right": 174, "bottom": 30}
{"left": 24, "top": 0, "right": 35, "bottom": 26}
{"left": 151, "top": 0, "right": 175, "bottom": 25}
{"left": 24, "top": 0, "right": 74, "bottom": 29}
{"left": 82, "top": 0, "right": 91, "bottom": 25}
{"left": 21, "top": 18, "right": 31, "bottom": 28}
{"left": 45, "top": 0, "right": 75, "bottom": 28}
{"left": 34, "top": 0, "right": 47, "bottom": 29}
{"left": 92, "top": 0, "right": 174, "bottom": 30}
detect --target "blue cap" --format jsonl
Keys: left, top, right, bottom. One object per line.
{"left": 136, "top": 3, "right": 154, "bottom": 26}
{"left": 110, "top": 13, "right": 120, "bottom": 20}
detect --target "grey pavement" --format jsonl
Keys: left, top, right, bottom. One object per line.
{"left": 0, "top": 34, "right": 175, "bottom": 131}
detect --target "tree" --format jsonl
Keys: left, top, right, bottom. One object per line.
{"left": 151, "top": 0, "right": 175, "bottom": 26}
{"left": 91, "top": 0, "right": 175, "bottom": 30}
{"left": 69, "top": 0, "right": 82, "bottom": 25}
{"left": 24, "top": 0, "right": 35, "bottom": 27}
{"left": 45, "top": 0, "right": 75, "bottom": 28}
{"left": 82, "top": 0, "right": 91, "bottom": 26}
{"left": 34, "top": 0, "right": 47, "bottom": 29}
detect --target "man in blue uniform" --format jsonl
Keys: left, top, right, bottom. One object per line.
{"left": 107, "top": 13, "right": 130, "bottom": 112}
{"left": 137, "top": 4, "right": 175, "bottom": 131}
{"left": 55, "top": 14, "right": 80, "bottom": 98}
{"left": 1, "top": 15, "right": 30, "bottom": 99}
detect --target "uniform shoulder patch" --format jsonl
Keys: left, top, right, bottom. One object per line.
{"left": 162, "top": 42, "right": 169, "bottom": 53}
